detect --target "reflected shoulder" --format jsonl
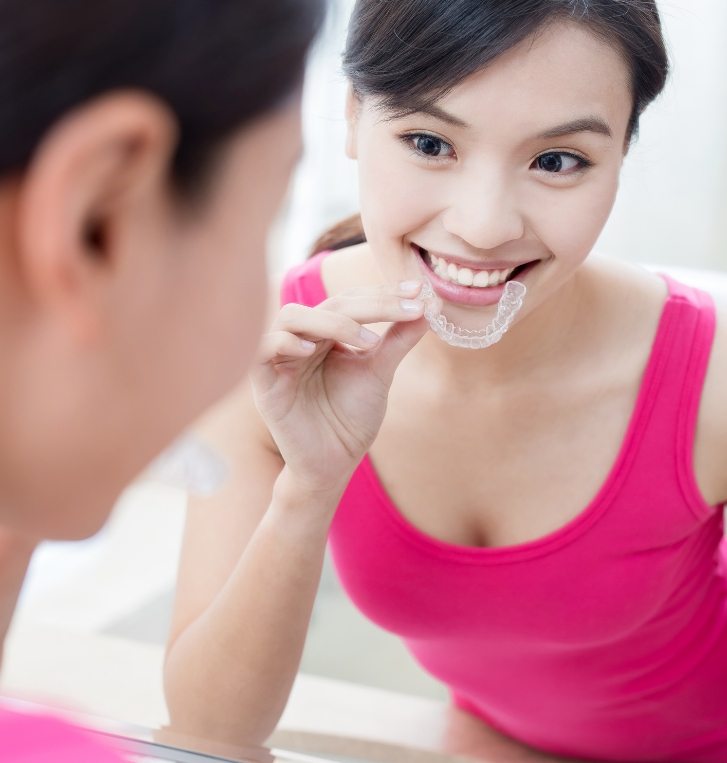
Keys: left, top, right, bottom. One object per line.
{"left": 319, "top": 241, "right": 381, "bottom": 296}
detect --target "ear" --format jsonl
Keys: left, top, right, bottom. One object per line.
{"left": 15, "top": 90, "right": 178, "bottom": 344}
{"left": 344, "top": 85, "right": 362, "bottom": 160}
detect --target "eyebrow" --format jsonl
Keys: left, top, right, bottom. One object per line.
{"left": 404, "top": 106, "right": 613, "bottom": 141}
{"left": 536, "top": 117, "right": 612, "bottom": 140}
{"left": 409, "top": 104, "right": 470, "bottom": 128}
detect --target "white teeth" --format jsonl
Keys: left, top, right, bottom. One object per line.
{"left": 457, "top": 267, "right": 474, "bottom": 286}
{"left": 473, "top": 270, "right": 490, "bottom": 287}
{"left": 425, "top": 251, "right": 516, "bottom": 288}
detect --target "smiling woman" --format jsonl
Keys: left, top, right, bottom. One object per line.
{"left": 342, "top": 20, "right": 632, "bottom": 336}
{"left": 164, "top": 3, "right": 727, "bottom": 763}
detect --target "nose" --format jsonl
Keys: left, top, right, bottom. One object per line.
{"left": 442, "top": 169, "right": 525, "bottom": 251}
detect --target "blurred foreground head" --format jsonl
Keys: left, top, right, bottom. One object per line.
{"left": 0, "top": 0, "right": 323, "bottom": 538}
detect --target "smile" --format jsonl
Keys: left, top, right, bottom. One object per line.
{"left": 412, "top": 244, "right": 537, "bottom": 307}
{"left": 426, "top": 253, "right": 515, "bottom": 288}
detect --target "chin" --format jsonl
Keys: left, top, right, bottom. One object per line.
{"left": 43, "top": 510, "right": 111, "bottom": 541}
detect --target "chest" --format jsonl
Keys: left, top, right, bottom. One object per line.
{"left": 369, "top": 367, "right": 657, "bottom": 549}
{"left": 336, "top": 365, "right": 725, "bottom": 643}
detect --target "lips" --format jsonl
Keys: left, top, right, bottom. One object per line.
{"left": 412, "top": 244, "right": 538, "bottom": 307}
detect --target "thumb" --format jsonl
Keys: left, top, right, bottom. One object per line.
{"left": 371, "top": 317, "right": 428, "bottom": 385}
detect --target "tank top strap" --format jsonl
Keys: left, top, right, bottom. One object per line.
{"left": 625, "top": 273, "right": 717, "bottom": 519}
{"left": 279, "top": 251, "right": 330, "bottom": 307}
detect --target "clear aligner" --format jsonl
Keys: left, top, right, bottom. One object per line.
{"left": 144, "top": 434, "right": 229, "bottom": 496}
{"left": 421, "top": 280, "right": 526, "bottom": 349}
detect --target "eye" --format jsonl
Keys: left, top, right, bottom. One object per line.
{"left": 402, "top": 133, "right": 456, "bottom": 160}
{"left": 533, "top": 151, "right": 591, "bottom": 174}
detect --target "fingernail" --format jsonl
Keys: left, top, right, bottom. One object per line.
{"left": 300, "top": 339, "right": 316, "bottom": 352}
{"left": 399, "top": 280, "right": 421, "bottom": 293}
{"left": 400, "top": 299, "right": 423, "bottom": 313}
{"left": 359, "top": 327, "right": 380, "bottom": 345}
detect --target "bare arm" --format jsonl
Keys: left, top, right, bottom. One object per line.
{"left": 163, "top": 385, "right": 341, "bottom": 746}
{"left": 164, "top": 282, "right": 427, "bottom": 746}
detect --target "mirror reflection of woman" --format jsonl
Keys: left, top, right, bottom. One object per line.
{"left": 0, "top": 1, "right": 323, "bottom": 760}
{"left": 166, "top": 2, "right": 727, "bottom": 761}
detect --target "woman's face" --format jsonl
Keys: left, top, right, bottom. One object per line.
{"left": 347, "top": 21, "right": 633, "bottom": 331}
{"left": 0, "top": 97, "right": 301, "bottom": 539}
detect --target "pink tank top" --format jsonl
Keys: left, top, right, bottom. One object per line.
{"left": 0, "top": 704, "right": 128, "bottom": 762}
{"left": 281, "top": 252, "right": 727, "bottom": 762}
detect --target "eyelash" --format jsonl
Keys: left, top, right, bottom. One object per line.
{"left": 535, "top": 152, "right": 594, "bottom": 174}
{"left": 399, "top": 132, "right": 594, "bottom": 174}
{"left": 399, "top": 133, "right": 455, "bottom": 162}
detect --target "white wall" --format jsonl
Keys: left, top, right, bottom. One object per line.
{"left": 276, "top": 0, "right": 727, "bottom": 272}
{"left": 596, "top": 0, "right": 727, "bottom": 269}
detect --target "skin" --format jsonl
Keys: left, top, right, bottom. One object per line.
{"left": 164, "top": 19, "right": 727, "bottom": 759}
{"left": 0, "top": 89, "right": 303, "bottom": 662}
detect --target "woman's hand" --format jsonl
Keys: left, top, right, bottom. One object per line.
{"left": 251, "top": 281, "right": 428, "bottom": 496}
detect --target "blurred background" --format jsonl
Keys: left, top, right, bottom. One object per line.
{"left": 2, "top": 0, "right": 726, "bottom": 734}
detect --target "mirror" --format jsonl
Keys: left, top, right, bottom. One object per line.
{"left": 2, "top": 2, "right": 726, "bottom": 763}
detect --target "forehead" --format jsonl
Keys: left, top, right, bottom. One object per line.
{"left": 378, "top": 21, "right": 633, "bottom": 143}
{"left": 455, "top": 22, "right": 629, "bottom": 130}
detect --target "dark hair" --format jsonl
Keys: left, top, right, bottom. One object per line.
{"left": 311, "top": 0, "right": 668, "bottom": 255}
{"left": 0, "top": 0, "right": 325, "bottom": 194}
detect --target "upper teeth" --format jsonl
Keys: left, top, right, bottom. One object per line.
{"left": 428, "top": 254, "right": 516, "bottom": 288}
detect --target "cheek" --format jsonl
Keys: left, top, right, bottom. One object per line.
{"left": 236, "top": 255, "right": 267, "bottom": 368}
{"left": 178, "top": 213, "right": 269, "bottom": 401}
{"left": 215, "top": 233, "right": 267, "bottom": 379}
{"left": 532, "top": 173, "right": 620, "bottom": 263}
{"left": 358, "top": 140, "right": 441, "bottom": 241}
{"left": 212, "top": 174, "right": 291, "bottom": 375}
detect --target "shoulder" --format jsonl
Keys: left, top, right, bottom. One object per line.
{"left": 272, "top": 244, "right": 376, "bottom": 310}
{"left": 581, "top": 256, "right": 669, "bottom": 364}
{"left": 583, "top": 256, "right": 667, "bottom": 317}
{"left": 318, "top": 242, "right": 383, "bottom": 295}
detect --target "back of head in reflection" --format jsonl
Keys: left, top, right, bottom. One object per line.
{"left": 165, "top": 1, "right": 727, "bottom": 762}
{"left": 0, "top": 0, "right": 323, "bottom": 760}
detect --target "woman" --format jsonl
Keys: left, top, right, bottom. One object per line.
{"left": 165, "top": 2, "right": 727, "bottom": 761}
{"left": 0, "top": 0, "right": 323, "bottom": 759}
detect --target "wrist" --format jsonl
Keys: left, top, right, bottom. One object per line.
{"left": 270, "top": 467, "right": 350, "bottom": 520}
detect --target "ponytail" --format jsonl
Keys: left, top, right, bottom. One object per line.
{"left": 309, "top": 213, "right": 366, "bottom": 257}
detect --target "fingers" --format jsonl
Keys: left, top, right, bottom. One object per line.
{"left": 272, "top": 280, "right": 426, "bottom": 351}
{"left": 273, "top": 303, "right": 383, "bottom": 351}
{"left": 319, "top": 280, "right": 426, "bottom": 326}
{"left": 257, "top": 330, "right": 318, "bottom": 363}
{"left": 251, "top": 330, "right": 328, "bottom": 392}
{"left": 370, "top": 316, "right": 429, "bottom": 386}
